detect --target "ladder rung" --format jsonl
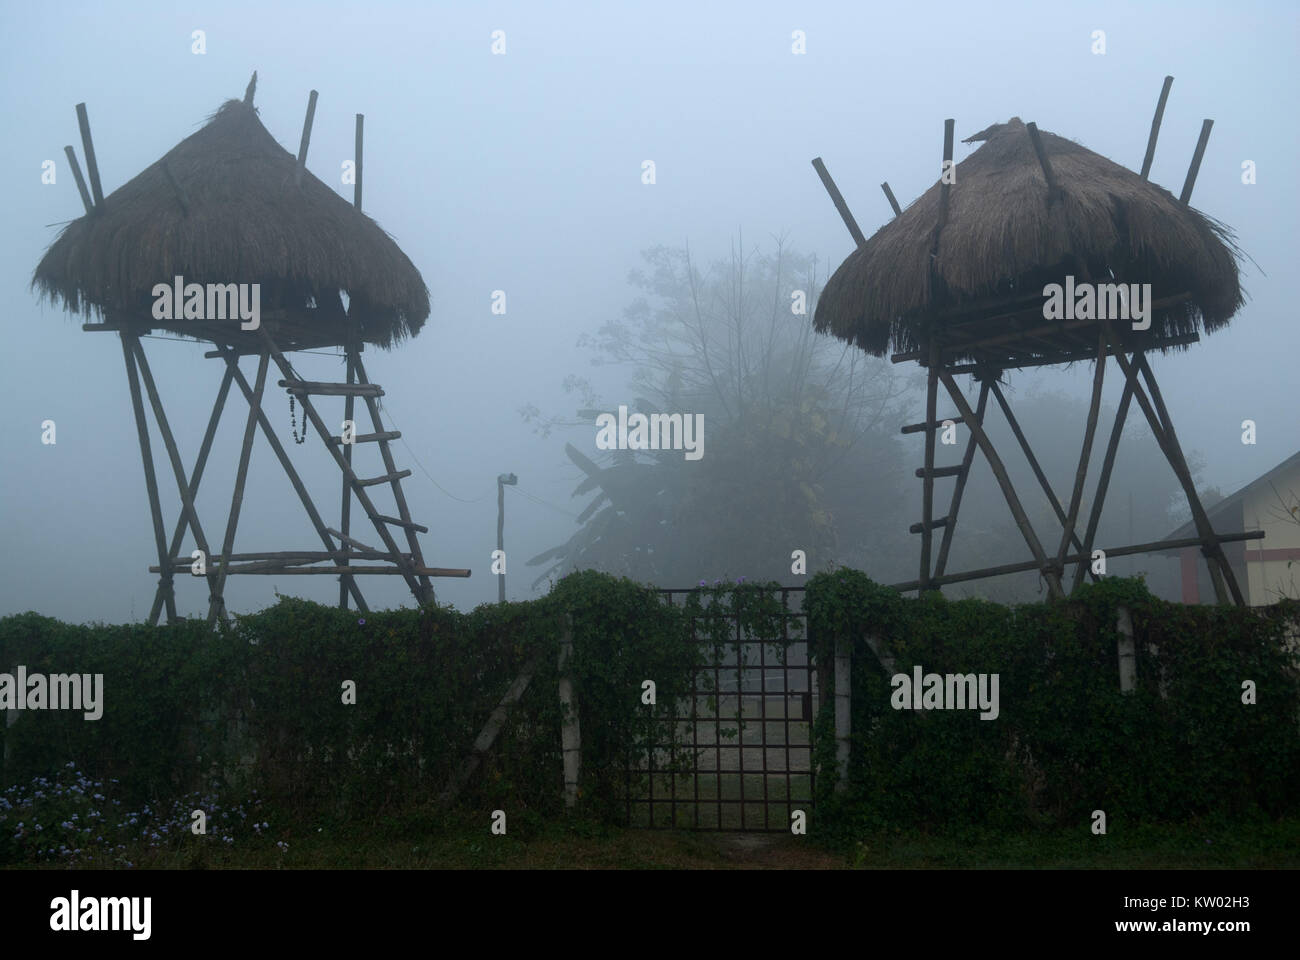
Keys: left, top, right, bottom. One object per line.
{"left": 328, "top": 430, "right": 401, "bottom": 445}
{"left": 901, "top": 416, "right": 964, "bottom": 435}
{"left": 279, "top": 379, "right": 384, "bottom": 397}
{"left": 909, "top": 517, "right": 950, "bottom": 534}
{"left": 915, "top": 465, "right": 964, "bottom": 478}
{"left": 375, "top": 514, "right": 429, "bottom": 534}
{"left": 355, "top": 469, "right": 412, "bottom": 488}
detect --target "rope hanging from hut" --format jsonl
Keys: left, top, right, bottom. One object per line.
{"left": 289, "top": 394, "right": 308, "bottom": 444}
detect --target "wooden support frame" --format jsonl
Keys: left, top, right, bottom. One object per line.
{"left": 939, "top": 370, "right": 1065, "bottom": 598}
{"left": 218, "top": 347, "right": 370, "bottom": 612}
{"left": 1102, "top": 322, "right": 1242, "bottom": 604}
{"left": 256, "top": 327, "right": 432, "bottom": 604}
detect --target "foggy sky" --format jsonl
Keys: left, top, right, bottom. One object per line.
{"left": 2, "top": 0, "right": 1296, "bottom": 623}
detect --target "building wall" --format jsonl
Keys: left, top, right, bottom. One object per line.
{"left": 1242, "top": 464, "right": 1300, "bottom": 605}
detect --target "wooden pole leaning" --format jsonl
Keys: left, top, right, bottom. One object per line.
{"left": 1052, "top": 327, "right": 1108, "bottom": 570}
{"left": 150, "top": 365, "right": 234, "bottom": 624}
{"left": 1071, "top": 372, "right": 1136, "bottom": 593}
{"left": 1102, "top": 320, "right": 1237, "bottom": 604}
{"left": 120, "top": 331, "right": 177, "bottom": 624}
{"left": 988, "top": 379, "right": 1091, "bottom": 566}
{"left": 130, "top": 338, "right": 225, "bottom": 621}
{"left": 933, "top": 379, "right": 989, "bottom": 579}
{"left": 939, "top": 370, "right": 1064, "bottom": 599}
{"left": 209, "top": 350, "right": 270, "bottom": 625}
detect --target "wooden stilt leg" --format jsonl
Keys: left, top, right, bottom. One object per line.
{"left": 990, "top": 380, "right": 1092, "bottom": 567}
{"left": 1054, "top": 328, "right": 1108, "bottom": 568}
{"left": 151, "top": 367, "right": 233, "bottom": 625}
{"left": 940, "top": 371, "right": 1064, "bottom": 598}
{"left": 340, "top": 338, "right": 357, "bottom": 609}
{"left": 131, "top": 340, "right": 225, "bottom": 621}
{"left": 919, "top": 340, "right": 940, "bottom": 591}
{"left": 1105, "top": 327, "right": 1236, "bottom": 604}
{"left": 1071, "top": 372, "right": 1134, "bottom": 593}
{"left": 934, "top": 379, "right": 989, "bottom": 579}
{"left": 209, "top": 350, "right": 269, "bottom": 625}
{"left": 1136, "top": 354, "right": 1245, "bottom": 605}
{"left": 120, "top": 333, "right": 177, "bottom": 625}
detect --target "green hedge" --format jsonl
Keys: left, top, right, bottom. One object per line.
{"left": 806, "top": 571, "right": 1300, "bottom": 835}
{"left": 0, "top": 571, "right": 699, "bottom": 824}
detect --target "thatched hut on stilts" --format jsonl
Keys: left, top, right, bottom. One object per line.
{"left": 811, "top": 77, "right": 1256, "bottom": 603}
{"left": 33, "top": 73, "right": 469, "bottom": 625}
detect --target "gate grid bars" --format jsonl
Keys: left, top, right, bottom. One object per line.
{"left": 623, "top": 587, "right": 817, "bottom": 832}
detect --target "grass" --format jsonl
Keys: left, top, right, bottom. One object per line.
{"left": 8, "top": 812, "right": 1297, "bottom": 871}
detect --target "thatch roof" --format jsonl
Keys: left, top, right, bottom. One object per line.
{"left": 32, "top": 85, "right": 429, "bottom": 349}
{"left": 814, "top": 117, "right": 1245, "bottom": 362}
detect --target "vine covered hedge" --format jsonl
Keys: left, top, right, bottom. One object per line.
{"left": 806, "top": 570, "right": 1300, "bottom": 835}
{"left": 0, "top": 571, "right": 699, "bottom": 824}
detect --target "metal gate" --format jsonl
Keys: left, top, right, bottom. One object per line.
{"left": 623, "top": 587, "right": 817, "bottom": 831}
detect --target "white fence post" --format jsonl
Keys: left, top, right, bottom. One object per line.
{"left": 1117, "top": 606, "right": 1137, "bottom": 694}
{"left": 558, "top": 613, "right": 581, "bottom": 808}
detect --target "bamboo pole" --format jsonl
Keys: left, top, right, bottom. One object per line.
{"left": 1071, "top": 370, "right": 1135, "bottom": 593}
{"left": 1179, "top": 119, "right": 1214, "bottom": 206}
{"left": 1025, "top": 122, "right": 1060, "bottom": 203}
{"left": 1136, "top": 353, "right": 1244, "bottom": 604}
{"left": 1104, "top": 324, "right": 1234, "bottom": 603}
{"left": 353, "top": 114, "right": 364, "bottom": 210}
{"left": 1053, "top": 328, "right": 1108, "bottom": 569}
{"left": 157, "top": 563, "right": 468, "bottom": 577}
{"left": 209, "top": 350, "right": 270, "bottom": 625}
{"left": 1140, "top": 76, "right": 1174, "bottom": 179}
{"left": 295, "top": 90, "right": 319, "bottom": 187}
{"left": 934, "top": 379, "right": 989, "bottom": 578}
{"left": 339, "top": 334, "right": 357, "bottom": 608}
{"left": 120, "top": 333, "right": 176, "bottom": 624}
{"left": 75, "top": 103, "right": 104, "bottom": 208}
{"left": 63, "top": 146, "right": 93, "bottom": 215}
{"left": 989, "top": 379, "right": 1088, "bottom": 562}
{"left": 151, "top": 366, "right": 233, "bottom": 624}
{"left": 939, "top": 370, "right": 1064, "bottom": 598}
{"left": 811, "top": 158, "right": 867, "bottom": 247}
{"left": 130, "top": 338, "right": 223, "bottom": 619}
{"left": 218, "top": 348, "right": 369, "bottom": 612}
{"left": 438, "top": 652, "right": 544, "bottom": 809}
{"left": 880, "top": 181, "right": 902, "bottom": 217}
{"left": 890, "top": 529, "right": 1262, "bottom": 593}
{"left": 919, "top": 341, "right": 940, "bottom": 591}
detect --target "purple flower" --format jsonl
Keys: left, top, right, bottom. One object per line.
{"left": 358, "top": 618, "right": 366, "bottom": 625}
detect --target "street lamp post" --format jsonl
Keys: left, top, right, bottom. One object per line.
{"left": 497, "top": 472, "right": 517, "bottom": 603}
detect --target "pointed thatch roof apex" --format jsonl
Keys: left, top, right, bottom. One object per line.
{"left": 814, "top": 118, "right": 1244, "bottom": 360}
{"left": 32, "top": 79, "right": 429, "bottom": 349}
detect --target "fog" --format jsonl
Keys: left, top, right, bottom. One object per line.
{"left": 2, "top": 0, "right": 1296, "bottom": 623}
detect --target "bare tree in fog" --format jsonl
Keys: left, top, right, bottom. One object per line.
{"left": 522, "top": 235, "right": 913, "bottom": 588}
